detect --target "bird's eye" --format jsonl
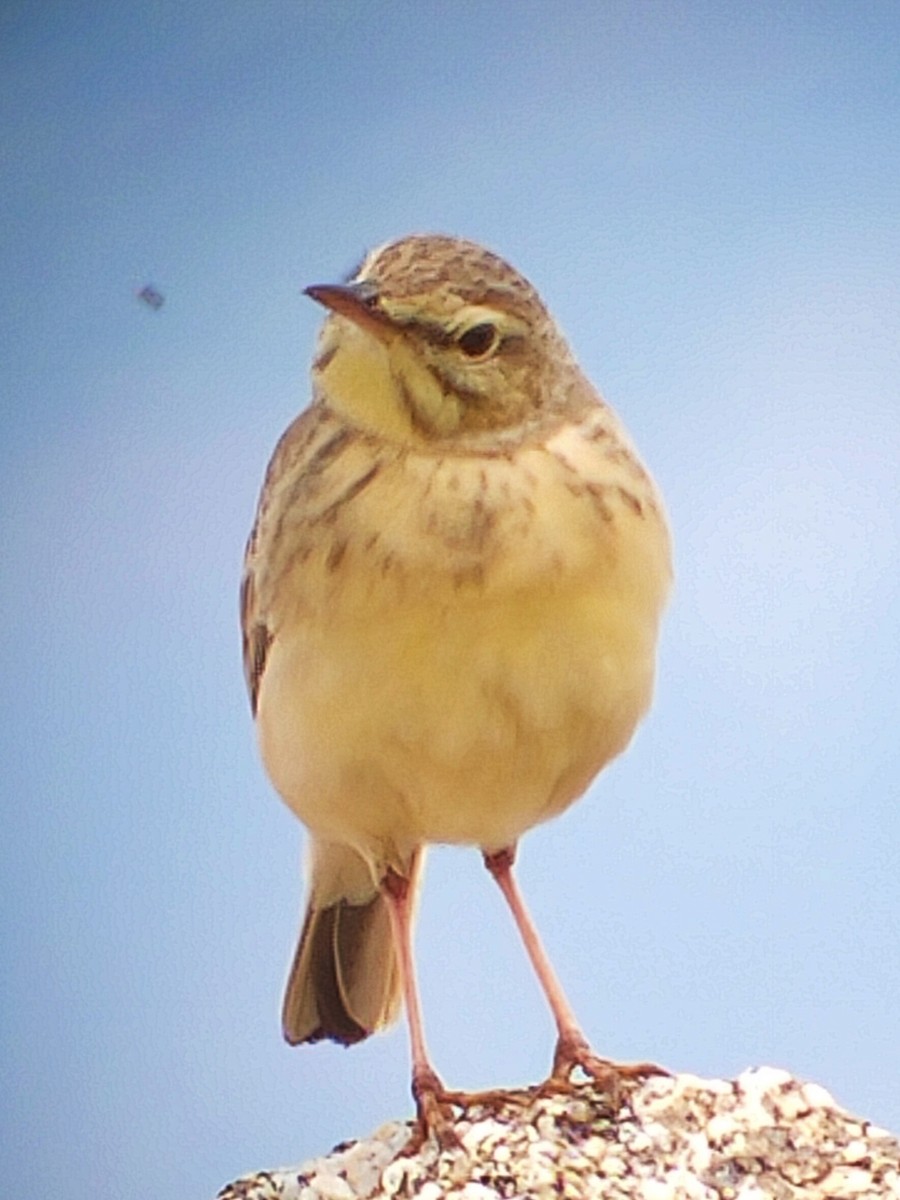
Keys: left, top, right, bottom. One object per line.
{"left": 457, "top": 323, "right": 499, "bottom": 359}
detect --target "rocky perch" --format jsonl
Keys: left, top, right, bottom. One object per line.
{"left": 216, "top": 1068, "right": 900, "bottom": 1199}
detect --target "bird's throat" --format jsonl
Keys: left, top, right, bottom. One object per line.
{"left": 314, "top": 321, "right": 460, "bottom": 444}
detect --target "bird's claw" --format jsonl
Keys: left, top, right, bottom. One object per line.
{"left": 541, "top": 1033, "right": 670, "bottom": 1102}
{"left": 405, "top": 1066, "right": 464, "bottom": 1153}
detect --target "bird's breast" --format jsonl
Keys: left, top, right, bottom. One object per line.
{"left": 256, "top": 426, "right": 671, "bottom": 866}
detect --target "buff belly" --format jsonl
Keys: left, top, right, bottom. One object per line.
{"left": 256, "top": 570, "right": 658, "bottom": 878}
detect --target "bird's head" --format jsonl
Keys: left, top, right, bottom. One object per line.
{"left": 306, "top": 234, "right": 586, "bottom": 447}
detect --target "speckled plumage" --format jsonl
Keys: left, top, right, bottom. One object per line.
{"left": 240, "top": 234, "right": 672, "bottom": 1133}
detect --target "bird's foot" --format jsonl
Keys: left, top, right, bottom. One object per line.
{"left": 404, "top": 1071, "right": 541, "bottom": 1153}
{"left": 405, "top": 1065, "right": 465, "bottom": 1154}
{"left": 440, "top": 1082, "right": 538, "bottom": 1112}
{"left": 539, "top": 1031, "right": 670, "bottom": 1103}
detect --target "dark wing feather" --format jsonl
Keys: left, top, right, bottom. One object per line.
{"left": 240, "top": 542, "right": 272, "bottom": 718}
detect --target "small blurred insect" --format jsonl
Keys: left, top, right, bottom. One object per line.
{"left": 137, "top": 284, "right": 164, "bottom": 310}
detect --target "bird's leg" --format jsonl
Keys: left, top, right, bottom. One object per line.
{"left": 483, "top": 846, "right": 669, "bottom": 1096}
{"left": 380, "top": 863, "right": 460, "bottom": 1151}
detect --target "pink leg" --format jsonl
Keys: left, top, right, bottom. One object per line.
{"left": 381, "top": 859, "right": 458, "bottom": 1148}
{"left": 483, "top": 846, "right": 668, "bottom": 1089}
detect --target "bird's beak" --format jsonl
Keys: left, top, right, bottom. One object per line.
{"left": 304, "top": 282, "right": 394, "bottom": 342}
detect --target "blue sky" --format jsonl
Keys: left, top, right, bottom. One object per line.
{"left": 2, "top": 2, "right": 899, "bottom": 1196}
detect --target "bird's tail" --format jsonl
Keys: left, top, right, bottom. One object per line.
{"left": 282, "top": 840, "right": 404, "bottom": 1046}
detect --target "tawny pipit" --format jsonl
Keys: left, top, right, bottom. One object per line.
{"left": 241, "top": 234, "right": 672, "bottom": 1142}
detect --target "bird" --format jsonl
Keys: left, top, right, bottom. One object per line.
{"left": 240, "top": 233, "right": 672, "bottom": 1145}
